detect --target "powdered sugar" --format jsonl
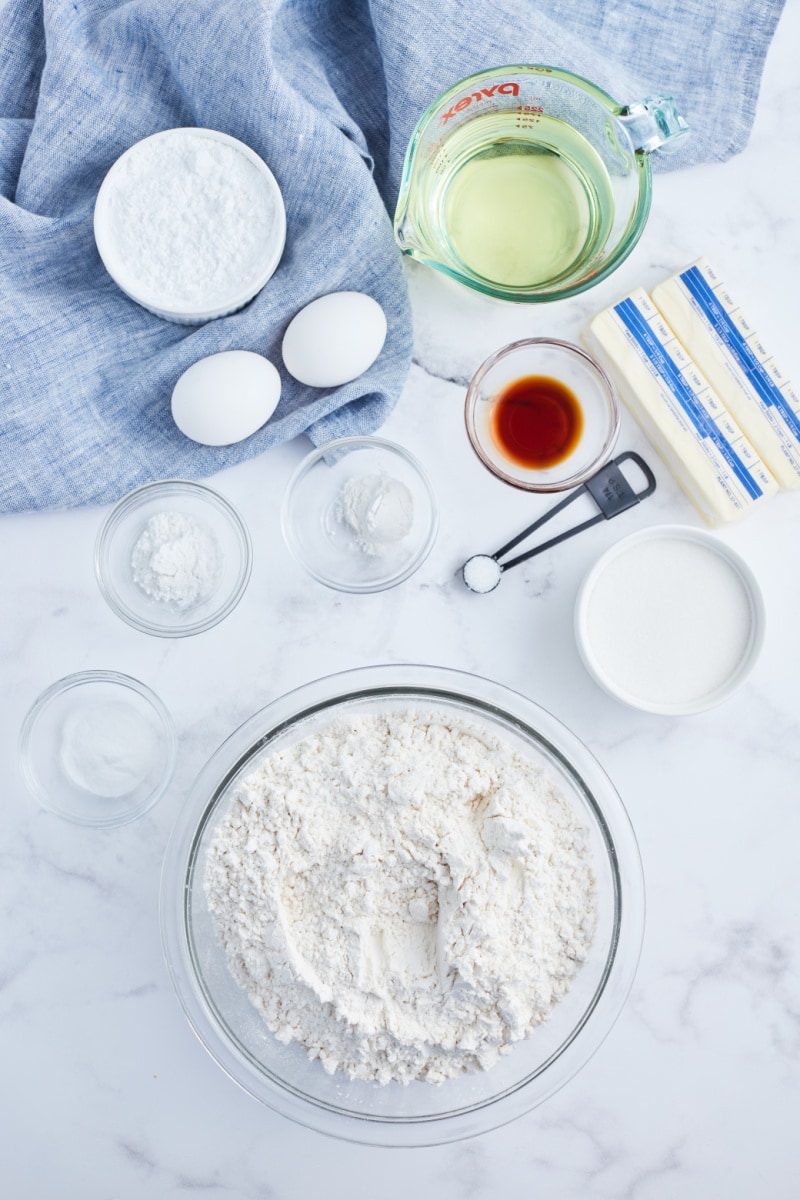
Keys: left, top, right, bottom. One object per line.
{"left": 205, "top": 708, "right": 596, "bottom": 1085}
{"left": 101, "top": 129, "right": 282, "bottom": 308}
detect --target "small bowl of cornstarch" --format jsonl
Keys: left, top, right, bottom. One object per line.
{"left": 93, "top": 127, "right": 286, "bottom": 323}
{"left": 95, "top": 479, "right": 252, "bottom": 637}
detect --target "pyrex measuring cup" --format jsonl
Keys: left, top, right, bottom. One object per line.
{"left": 394, "top": 66, "right": 688, "bottom": 303}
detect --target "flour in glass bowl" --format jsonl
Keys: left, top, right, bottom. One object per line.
{"left": 205, "top": 708, "right": 596, "bottom": 1085}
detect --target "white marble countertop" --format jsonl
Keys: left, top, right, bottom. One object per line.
{"left": 3, "top": 7, "right": 799, "bottom": 1197}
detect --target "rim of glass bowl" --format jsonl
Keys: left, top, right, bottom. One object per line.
{"left": 18, "top": 668, "right": 178, "bottom": 826}
{"left": 93, "top": 127, "right": 287, "bottom": 324}
{"left": 94, "top": 479, "right": 253, "bottom": 637}
{"left": 280, "top": 436, "right": 440, "bottom": 593}
{"left": 159, "top": 664, "right": 645, "bottom": 1146}
{"left": 464, "top": 337, "right": 621, "bottom": 493}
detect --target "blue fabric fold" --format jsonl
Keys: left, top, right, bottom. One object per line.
{"left": 0, "top": 0, "right": 786, "bottom": 512}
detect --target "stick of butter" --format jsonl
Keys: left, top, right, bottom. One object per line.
{"left": 651, "top": 258, "right": 800, "bottom": 489}
{"left": 587, "top": 288, "right": 778, "bottom": 525}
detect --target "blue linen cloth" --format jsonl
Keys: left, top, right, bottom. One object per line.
{"left": 0, "top": 0, "right": 786, "bottom": 512}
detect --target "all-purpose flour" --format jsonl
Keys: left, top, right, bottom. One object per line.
{"left": 205, "top": 708, "right": 596, "bottom": 1085}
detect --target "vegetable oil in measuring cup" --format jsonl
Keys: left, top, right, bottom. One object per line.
{"left": 433, "top": 112, "right": 615, "bottom": 289}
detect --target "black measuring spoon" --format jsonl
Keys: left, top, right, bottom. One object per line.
{"left": 461, "top": 451, "right": 657, "bottom": 594}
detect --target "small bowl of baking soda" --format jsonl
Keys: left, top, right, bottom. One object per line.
{"left": 281, "top": 437, "right": 439, "bottom": 592}
{"left": 95, "top": 479, "right": 252, "bottom": 636}
{"left": 93, "top": 127, "right": 286, "bottom": 323}
{"left": 19, "top": 670, "right": 177, "bottom": 826}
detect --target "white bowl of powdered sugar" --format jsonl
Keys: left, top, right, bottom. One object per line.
{"left": 160, "top": 664, "right": 645, "bottom": 1146}
{"left": 93, "top": 127, "right": 286, "bottom": 323}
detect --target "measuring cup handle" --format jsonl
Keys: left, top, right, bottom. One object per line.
{"left": 617, "top": 96, "right": 690, "bottom": 154}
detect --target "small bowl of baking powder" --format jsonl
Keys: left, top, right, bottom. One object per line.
{"left": 93, "top": 127, "right": 286, "bottom": 323}
{"left": 95, "top": 479, "right": 252, "bottom": 637}
{"left": 281, "top": 436, "right": 439, "bottom": 592}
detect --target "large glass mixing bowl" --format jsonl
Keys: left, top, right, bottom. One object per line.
{"left": 160, "top": 665, "right": 644, "bottom": 1145}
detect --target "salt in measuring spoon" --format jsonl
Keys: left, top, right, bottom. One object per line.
{"left": 462, "top": 451, "right": 656, "bottom": 594}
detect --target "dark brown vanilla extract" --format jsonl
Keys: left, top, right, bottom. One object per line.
{"left": 491, "top": 375, "right": 583, "bottom": 469}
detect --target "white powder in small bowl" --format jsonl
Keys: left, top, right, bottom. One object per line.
{"left": 577, "top": 528, "right": 763, "bottom": 713}
{"left": 95, "top": 128, "right": 285, "bottom": 317}
{"left": 335, "top": 473, "right": 414, "bottom": 556}
{"left": 131, "top": 511, "right": 222, "bottom": 609}
{"left": 60, "top": 701, "right": 161, "bottom": 798}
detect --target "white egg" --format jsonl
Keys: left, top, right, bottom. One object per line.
{"left": 281, "top": 291, "right": 387, "bottom": 387}
{"left": 171, "top": 350, "right": 281, "bottom": 446}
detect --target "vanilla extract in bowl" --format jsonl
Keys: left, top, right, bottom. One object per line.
{"left": 491, "top": 374, "right": 584, "bottom": 469}
{"left": 464, "top": 338, "right": 620, "bottom": 492}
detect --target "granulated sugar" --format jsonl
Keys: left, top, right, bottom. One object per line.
{"left": 584, "top": 534, "right": 754, "bottom": 707}
{"left": 205, "top": 708, "right": 596, "bottom": 1085}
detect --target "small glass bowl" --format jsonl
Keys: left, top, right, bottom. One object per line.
{"left": 465, "top": 338, "right": 620, "bottom": 492}
{"left": 95, "top": 480, "right": 252, "bottom": 637}
{"left": 281, "top": 437, "right": 439, "bottom": 593}
{"left": 19, "top": 670, "right": 177, "bottom": 827}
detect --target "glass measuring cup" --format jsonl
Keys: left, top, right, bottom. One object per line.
{"left": 394, "top": 66, "right": 688, "bottom": 303}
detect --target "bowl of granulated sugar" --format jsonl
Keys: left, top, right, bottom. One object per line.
{"left": 575, "top": 524, "right": 765, "bottom": 714}
{"left": 93, "top": 127, "right": 286, "bottom": 323}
